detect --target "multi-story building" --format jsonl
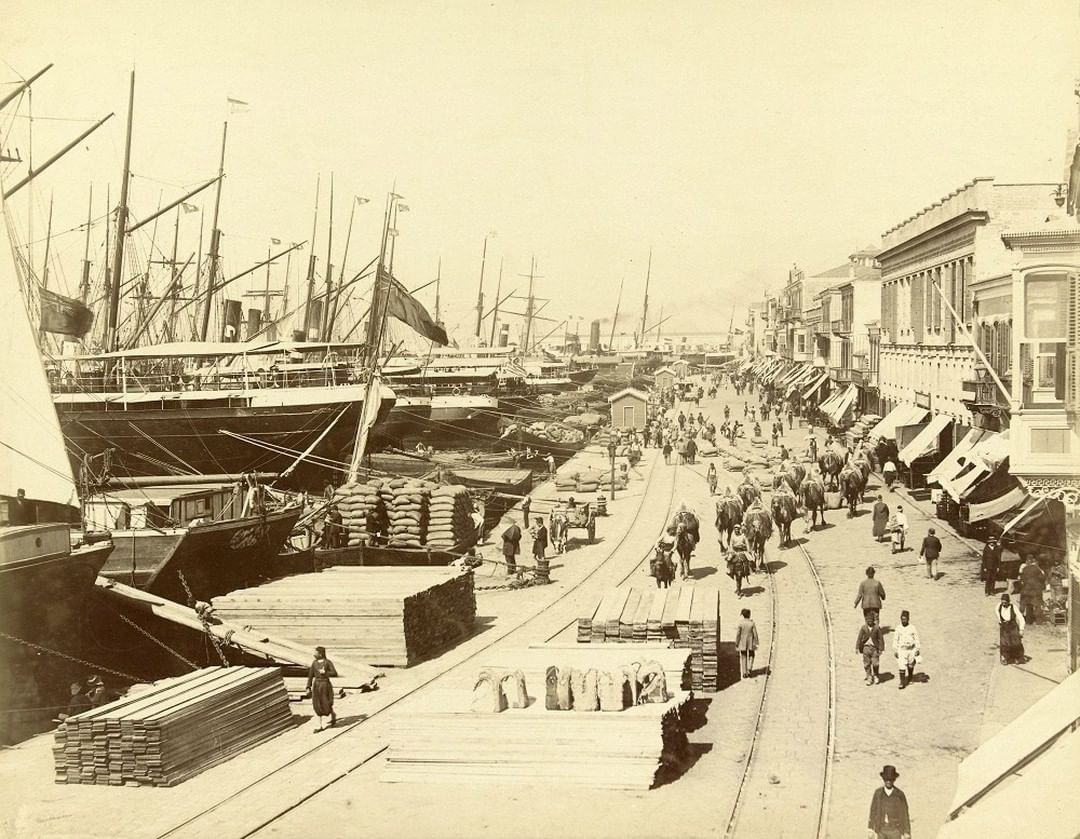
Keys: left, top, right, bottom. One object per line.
{"left": 878, "top": 177, "right": 1060, "bottom": 426}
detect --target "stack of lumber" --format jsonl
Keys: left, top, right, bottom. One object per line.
{"left": 333, "top": 480, "right": 386, "bottom": 547}
{"left": 213, "top": 568, "right": 476, "bottom": 667}
{"left": 387, "top": 479, "right": 431, "bottom": 547}
{"left": 383, "top": 645, "right": 690, "bottom": 790}
{"left": 52, "top": 667, "right": 293, "bottom": 787}
{"left": 425, "top": 484, "right": 474, "bottom": 549}
{"left": 576, "top": 587, "right": 721, "bottom": 692}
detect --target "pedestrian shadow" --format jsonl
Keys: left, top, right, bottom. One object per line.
{"left": 654, "top": 741, "right": 714, "bottom": 788}
{"left": 876, "top": 672, "right": 896, "bottom": 684}
{"left": 738, "top": 585, "right": 765, "bottom": 597}
{"left": 788, "top": 536, "right": 810, "bottom": 548}
{"left": 911, "top": 673, "right": 931, "bottom": 684}
{"left": 690, "top": 565, "right": 717, "bottom": 580}
{"left": 747, "top": 665, "right": 771, "bottom": 679}
{"left": 815, "top": 522, "right": 837, "bottom": 531}
{"left": 678, "top": 697, "right": 712, "bottom": 732}
{"left": 765, "top": 559, "right": 788, "bottom": 573}
{"left": 716, "top": 643, "right": 742, "bottom": 690}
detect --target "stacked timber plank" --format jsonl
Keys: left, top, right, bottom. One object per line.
{"left": 577, "top": 587, "right": 721, "bottom": 692}
{"left": 52, "top": 667, "right": 293, "bottom": 787}
{"left": 383, "top": 645, "right": 690, "bottom": 790}
{"left": 213, "top": 568, "right": 475, "bottom": 667}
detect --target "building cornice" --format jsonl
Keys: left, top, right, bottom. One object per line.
{"left": 879, "top": 210, "right": 988, "bottom": 267}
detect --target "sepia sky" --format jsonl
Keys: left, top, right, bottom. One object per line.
{"left": 1, "top": 0, "right": 1078, "bottom": 344}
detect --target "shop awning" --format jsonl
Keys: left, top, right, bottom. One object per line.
{"left": 999, "top": 496, "right": 1049, "bottom": 536}
{"left": 776, "top": 365, "right": 803, "bottom": 386}
{"left": 938, "top": 430, "right": 1011, "bottom": 501}
{"left": 825, "top": 384, "right": 858, "bottom": 425}
{"left": 966, "top": 485, "right": 1028, "bottom": 523}
{"left": 867, "top": 402, "right": 929, "bottom": 441}
{"left": 802, "top": 371, "right": 829, "bottom": 400}
{"left": 897, "top": 413, "right": 953, "bottom": 465}
{"left": 784, "top": 366, "right": 815, "bottom": 396}
{"left": 946, "top": 669, "right": 1080, "bottom": 823}
{"left": 927, "top": 427, "right": 993, "bottom": 486}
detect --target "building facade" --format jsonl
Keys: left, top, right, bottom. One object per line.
{"left": 877, "top": 178, "right": 1061, "bottom": 428}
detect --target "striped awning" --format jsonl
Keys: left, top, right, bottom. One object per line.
{"left": 967, "top": 485, "right": 1029, "bottom": 523}
{"left": 868, "top": 403, "right": 929, "bottom": 441}
{"left": 927, "top": 427, "right": 993, "bottom": 486}
{"left": 938, "top": 430, "right": 1011, "bottom": 502}
{"left": 802, "top": 371, "right": 830, "bottom": 400}
{"left": 825, "top": 385, "right": 859, "bottom": 425}
{"left": 898, "top": 413, "right": 953, "bottom": 465}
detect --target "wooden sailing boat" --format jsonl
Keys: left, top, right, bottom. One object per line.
{"left": 0, "top": 107, "right": 115, "bottom": 741}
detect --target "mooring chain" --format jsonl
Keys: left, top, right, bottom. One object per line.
{"left": 177, "top": 569, "right": 230, "bottom": 667}
{"left": 0, "top": 629, "right": 141, "bottom": 683}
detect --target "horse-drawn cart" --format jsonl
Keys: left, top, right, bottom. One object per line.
{"left": 549, "top": 503, "right": 597, "bottom": 553}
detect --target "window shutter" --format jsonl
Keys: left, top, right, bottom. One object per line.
{"left": 1067, "top": 274, "right": 1080, "bottom": 412}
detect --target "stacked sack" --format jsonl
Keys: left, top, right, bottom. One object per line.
{"left": 426, "top": 485, "right": 475, "bottom": 549}
{"left": 332, "top": 481, "right": 385, "bottom": 547}
{"left": 575, "top": 468, "right": 602, "bottom": 496}
{"left": 598, "top": 470, "right": 629, "bottom": 494}
{"left": 554, "top": 471, "right": 578, "bottom": 494}
{"left": 387, "top": 479, "right": 431, "bottom": 548}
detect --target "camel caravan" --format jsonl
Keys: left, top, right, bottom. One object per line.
{"left": 706, "top": 436, "right": 878, "bottom": 598}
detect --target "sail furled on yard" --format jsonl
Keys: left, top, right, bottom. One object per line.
{"left": 379, "top": 267, "right": 448, "bottom": 346}
{"left": 39, "top": 287, "right": 94, "bottom": 338}
{"left": 0, "top": 207, "right": 79, "bottom": 509}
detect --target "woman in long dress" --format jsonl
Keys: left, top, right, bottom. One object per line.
{"left": 997, "top": 594, "right": 1026, "bottom": 665}
{"left": 871, "top": 494, "right": 890, "bottom": 542}
{"left": 306, "top": 646, "right": 338, "bottom": 732}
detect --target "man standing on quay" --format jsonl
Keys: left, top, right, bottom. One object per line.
{"left": 854, "top": 566, "right": 886, "bottom": 623}
{"left": 867, "top": 765, "right": 911, "bottom": 839}
{"left": 856, "top": 612, "right": 884, "bottom": 686}
{"left": 734, "top": 608, "right": 759, "bottom": 678}
{"left": 919, "top": 527, "right": 942, "bottom": 580}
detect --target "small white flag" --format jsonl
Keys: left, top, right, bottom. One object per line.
{"left": 227, "top": 97, "right": 250, "bottom": 114}
{"left": 356, "top": 196, "right": 370, "bottom": 205}
{"left": 270, "top": 237, "right": 282, "bottom": 245}
{"left": 397, "top": 204, "right": 410, "bottom": 212}
{"left": 388, "top": 228, "right": 399, "bottom": 237}
{"left": 181, "top": 202, "right": 199, "bottom": 214}
{"left": 390, "top": 192, "right": 404, "bottom": 200}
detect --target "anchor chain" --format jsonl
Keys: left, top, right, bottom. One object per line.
{"left": 177, "top": 570, "right": 230, "bottom": 667}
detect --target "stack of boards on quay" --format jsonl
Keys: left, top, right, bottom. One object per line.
{"left": 577, "top": 587, "right": 721, "bottom": 692}
{"left": 384, "top": 645, "right": 691, "bottom": 790}
{"left": 214, "top": 568, "right": 476, "bottom": 667}
{"left": 52, "top": 667, "right": 293, "bottom": 787}
{"left": 333, "top": 479, "right": 476, "bottom": 549}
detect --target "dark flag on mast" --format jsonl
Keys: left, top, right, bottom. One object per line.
{"left": 380, "top": 267, "right": 449, "bottom": 346}
{"left": 40, "top": 288, "right": 94, "bottom": 338}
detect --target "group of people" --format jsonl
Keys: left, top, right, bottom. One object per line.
{"left": 853, "top": 566, "right": 923, "bottom": 691}
{"left": 57, "top": 674, "right": 109, "bottom": 722}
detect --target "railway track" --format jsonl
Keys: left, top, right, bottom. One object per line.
{"left": 722, "top": 522, "right": 838, "bottom": 839}
{"left": 154, "top": 451, "right": 682, "bottom": 839}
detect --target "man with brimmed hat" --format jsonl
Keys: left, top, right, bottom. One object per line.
{"left": 981, "top": 534, "right": 1003, "bottom": 596}
{"left": 86, "top": 674, "right": 108, "bottom": 708}
{"left": 868, "top": 764, "right": 910, "bottom": 839}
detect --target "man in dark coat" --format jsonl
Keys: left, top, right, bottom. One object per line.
{"left": 871, "top": 494, "right": 890, "bottom": 542}
{"left": 981, "top": 535, "right": 1002, "bottom": 596}
{"left": 853, "top": 566, "right": 886, "bottom": 623}
{"left": 867, "top": 764, "right": 911, "bottom": 839}
{"left": 918, "top": 527, "right": 943, "bottom": 580}
{"left": 1018, "top": 556, "right": 1046, "bottom": 624}
{"left": 521, "top": 495, "right": 531, "bottom": 529}
{"left": 9, "top": 488, "right": 35, "bottom": 526}
{"left": 856, "top": 612, "right": 885, "bottom": 686}
{"left": 501, "top": 520, "right": 522, "bottom": 575}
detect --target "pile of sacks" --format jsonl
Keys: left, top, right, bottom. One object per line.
{"left": 331, "top": 478, "right": 476, "bottom": 550}
{"left": 426, "top": 485, "right": 476, "bottom": 550}
{"left": 332, "top": 481, "right": 386, "bottom": 547}
{"left": 552, "top": 467, "right": 628, "bottom": 496}
{"left": 387, "top": 479, "right": 431, "bottom": 548}
{"left": 562, "top": 411, "right": 603, "bottom": 429}
{"left": 526, "top": 421, "right": 584, "bottom": 445}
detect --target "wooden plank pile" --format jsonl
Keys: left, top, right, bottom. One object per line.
{"left": 52, "top": 667, "right": 293, "bottom": 787}
{"left": 576, "top": 587, "right": 721, "bottom": 691}
{"left": 383, "top": 645, "right": 691, "bottom": 790}
{"left": 213, "top": 568, "right": 476, "bottom": 667}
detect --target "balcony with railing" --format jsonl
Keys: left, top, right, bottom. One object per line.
{"left": 831, "top": 319, "right": 849, "bottom": 334}
{"left": 961, "top": 368, "right": 1012, "bottom": 411}
{"left": 831, "top": 367, "right": 866, "bottom": 386}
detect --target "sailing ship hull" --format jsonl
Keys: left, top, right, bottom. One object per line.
{"left": 420, "top": 394, "right": 501, "bottom": 444}
{"left": 567, "top": 366, "right": 598, "bottom": 385}
{"left": 371, "top": 397, "right": 433, "bottom": 448}
{"left": 0, "top": 527, "right": 113, "bottom": 744}
{"left": 99, "top": 505, "right": 302, "bottom": 602}
{"left": 55, "top": 390, "right": 394, "bottom": 490}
